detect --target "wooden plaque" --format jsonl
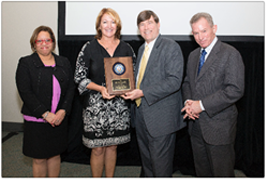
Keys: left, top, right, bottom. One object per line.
{"left": 104, "top": 56, "right": 135, "bottom": 95}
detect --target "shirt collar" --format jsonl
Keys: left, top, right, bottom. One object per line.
{"left": 145, "top": 34, "right": 159, "bottom": 51}
{"left": 201, "top": 36, "right": 218, "bottom": 54}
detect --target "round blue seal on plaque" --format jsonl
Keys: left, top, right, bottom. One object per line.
{"left": 113, "top": 62, "right": 125, "bottom": 75}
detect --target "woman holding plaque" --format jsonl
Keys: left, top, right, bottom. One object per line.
{"left": 74, "top": 8, "right": 135, "bottom": 177}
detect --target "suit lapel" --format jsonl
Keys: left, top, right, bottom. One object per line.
{"left": 194, "top": 51, "right": 200, "bottom": 81}
{"left": 196, "top": 40, "right": 221, "bottom": 81}
{"left": 136, "top": 35, "right": 162, "bottom": 83}
{"left": 142, "top": 35, "right": 162, "bottom": 79}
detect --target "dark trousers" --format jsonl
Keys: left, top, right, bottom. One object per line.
{"left": 190, "top": 121, "right": 235, "bottom": 177}
{"left": 135, "top": 107, "right": 176, "bottom": 177}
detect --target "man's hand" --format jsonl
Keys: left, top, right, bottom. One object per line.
{"left": 181, "top": 100, "right": 202, "bottom": 120}
{"left": 121, "top": 89, "right": 144, "bottom": 101}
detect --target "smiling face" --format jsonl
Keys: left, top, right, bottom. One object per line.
{"left": 34, "top": 31, "right": 54, "bottom": 57}
{"left": 138, "top": 15, "right": 160, "bottom": 44}
{"left": 191, "top": 17, "right": 217, "bottom": 48}
{"left": 99, "top": 13, "right": 117, "bottom": 39}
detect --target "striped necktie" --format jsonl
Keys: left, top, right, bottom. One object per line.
{"left": 198, "top": 49, "right": 207, "bottom": 75}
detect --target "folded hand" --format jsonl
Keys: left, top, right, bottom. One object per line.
{"left": 181, "top": 100, "right": 202, "bottom": 120}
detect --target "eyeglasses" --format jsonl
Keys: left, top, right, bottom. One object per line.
{"left": 35, "top": 39, "right": 53, "bottom": 44}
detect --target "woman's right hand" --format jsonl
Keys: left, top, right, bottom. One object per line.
{"left": 43, "top": 112, "right": 57, "bottom": 127}
{"left": 100, "top": 86, "right": 115, "bottom": 100}
{"left": 86, "top": 82, "right": 115, "bottom": 100}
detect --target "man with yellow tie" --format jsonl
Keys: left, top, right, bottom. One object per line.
{"left": 122, "top": 10, "right": 185, "bottom": 177}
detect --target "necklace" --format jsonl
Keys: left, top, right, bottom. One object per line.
{"left": 99, "top": 39, "right": 119, "bottom": 51}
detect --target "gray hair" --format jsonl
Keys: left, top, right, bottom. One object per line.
{"left": 190, "top": 12, "right": 214, "bottom": 27}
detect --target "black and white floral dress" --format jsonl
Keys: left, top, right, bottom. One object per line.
{"left": 74, "top": 38, "right": 135, "bottom": 148}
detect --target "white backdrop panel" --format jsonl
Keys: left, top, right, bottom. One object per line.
{"left": 66, "top": 1, "right": 264, "bottom": 36}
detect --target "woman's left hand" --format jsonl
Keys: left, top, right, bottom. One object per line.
{"left": 53, "top": 109, "right": 66, "bottom": 126}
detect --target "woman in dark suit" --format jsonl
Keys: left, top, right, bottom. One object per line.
{"left": 15, "top": 26, "right": 75, "bottom": 177}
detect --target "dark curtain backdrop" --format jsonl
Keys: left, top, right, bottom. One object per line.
{"left": 58, "top": 38, "right": 264, "bottom": 177}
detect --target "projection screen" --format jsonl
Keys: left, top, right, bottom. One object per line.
{"left": 65, "top": 1, "right": 264, "bottom": 36}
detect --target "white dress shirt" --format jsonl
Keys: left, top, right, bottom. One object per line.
{"left": 136, "top": 36, "right": 158, "bottom": 85}
{"left": 199, "top": 36, "right": 218, "bottom": 111}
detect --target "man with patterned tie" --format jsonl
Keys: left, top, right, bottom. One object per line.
{"left": 181, "top": 12, "right": 245, "bottom": 177}
{"left": 122, "top": 10, "right": 185, "bottom": 177}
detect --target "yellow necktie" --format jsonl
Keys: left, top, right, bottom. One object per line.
{"left": 136, "top": 45, "right": 149, "bottom": 107}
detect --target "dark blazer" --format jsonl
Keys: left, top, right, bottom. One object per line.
{"left": 133, "top": 35, "right": 186, "bottom": 137}
{"left": 16, "top": 52, "right": 75, "bottom": 118}
{"left": 182, "top": 39, "right": 245, "bottom": 145}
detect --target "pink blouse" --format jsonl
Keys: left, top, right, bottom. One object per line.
{"left": 23, "top": 64, "right": 61, "bottom": 122}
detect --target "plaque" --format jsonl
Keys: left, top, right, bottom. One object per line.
{"left": 104, "top": 56, "right": 135, "bottom": 95}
